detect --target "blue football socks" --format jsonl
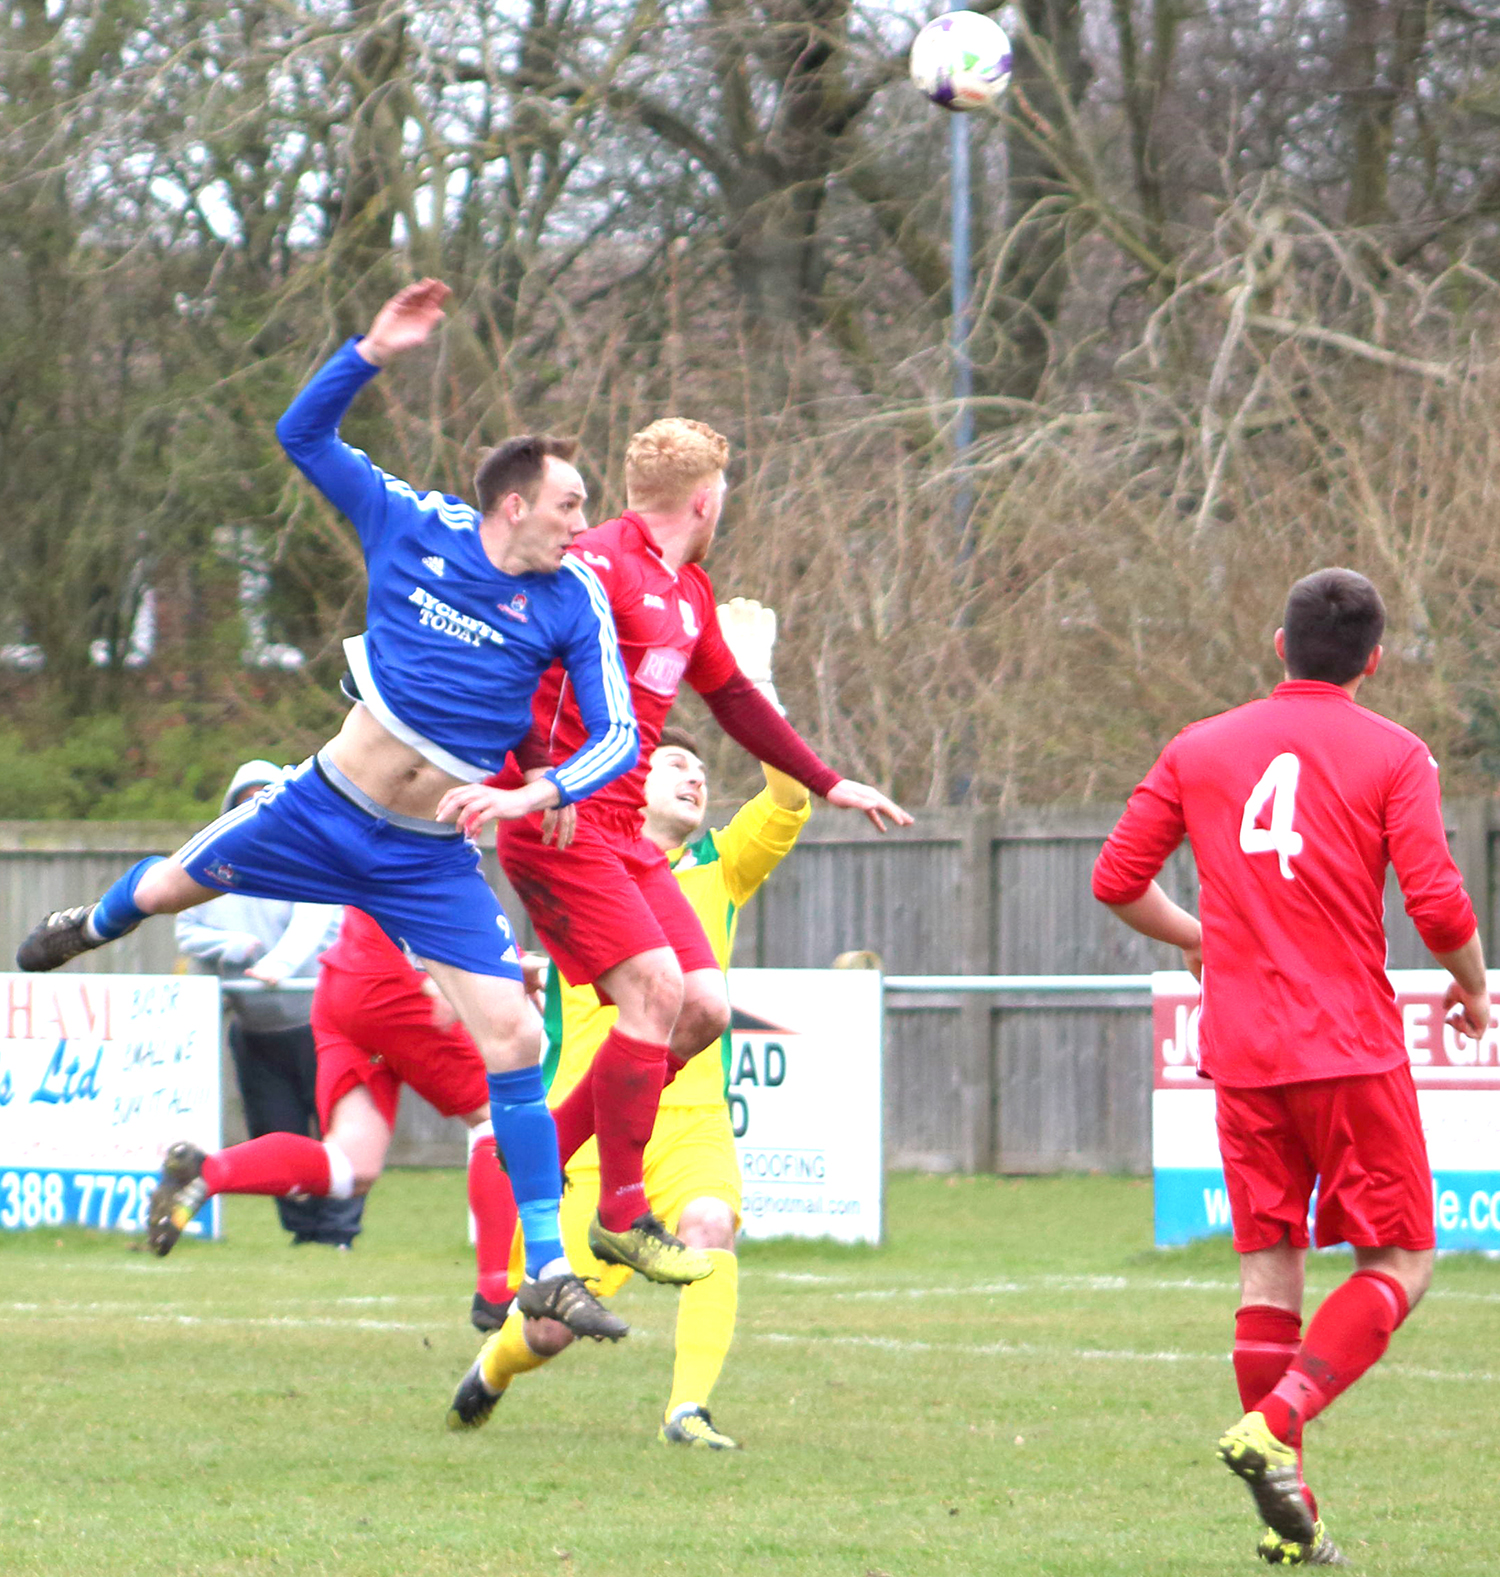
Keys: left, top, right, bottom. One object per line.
{"left": 86, "top": 857, "right": 166, "bottom": 942}
{"left": 486, "top": 1066, "right": 566, "bottom": 1277}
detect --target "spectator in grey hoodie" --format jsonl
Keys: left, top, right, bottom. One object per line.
{"left": 175, "top": 760, "right": 366, "bottom": 1247}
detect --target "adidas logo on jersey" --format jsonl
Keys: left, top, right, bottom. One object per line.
{"left": 643, "top": 593, "right": 666, "bottom": 610}
{"left": 422, "top": 555, "right": 446, "bottom": 577}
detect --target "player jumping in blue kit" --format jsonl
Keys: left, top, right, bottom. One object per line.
{"left": 14, "top": 279, "right": 640, "bottom": 1340}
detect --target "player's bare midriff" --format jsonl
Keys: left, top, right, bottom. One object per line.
{"left": 324, "top": 703, "right": 467, "bottom": 822}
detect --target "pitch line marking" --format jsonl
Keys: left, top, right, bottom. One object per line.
{"left": 753, "top": 1330, "right": 1500, "bottom": 1383}
{"left": 766, "top": 1272, "right": 1500, "bottom": 1307}
{"left": 0, "top": 1304, "right": 1496, "bottom": 1384}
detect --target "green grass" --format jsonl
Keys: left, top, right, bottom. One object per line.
{"left": 1, "top": 1172, "right": 1496, "bottom": 1576}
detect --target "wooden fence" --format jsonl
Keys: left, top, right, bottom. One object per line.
{"left": 2, "top": 798, "right": 1495, "bottom": 1174}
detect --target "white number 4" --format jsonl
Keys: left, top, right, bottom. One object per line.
{"left": 1239, "top": 752, "right": 1304, "bottom": 880}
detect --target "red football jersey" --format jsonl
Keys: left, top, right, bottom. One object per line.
{"left": 1092, "top": 680, "right": 1476, "bottom": 1088}
{"left": 317, "top": 906, "right": 419, "bottom": 983}
{"left": 527, "top": 513, "right": 738, "bottom": 815}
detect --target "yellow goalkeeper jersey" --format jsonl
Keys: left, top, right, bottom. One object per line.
{"left": 541, "top": 786, "right": 812, "bottom": 1110}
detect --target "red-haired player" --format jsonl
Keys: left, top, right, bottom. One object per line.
{"left": 439, "top": 418, "right": 911, "bottom": 1285}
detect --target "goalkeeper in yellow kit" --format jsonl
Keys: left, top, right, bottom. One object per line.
{"left": 447, "top": 600, "right": 811, "bottom": 1449}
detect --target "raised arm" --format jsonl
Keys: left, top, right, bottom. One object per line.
{"left": 275, "top": 279, "right": 452, "bottom": 540}
{"left": 713, "top": 778, "right": 813, "bottom": 907}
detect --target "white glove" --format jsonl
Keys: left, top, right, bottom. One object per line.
{"left": 717, "top": 598, "right": 778, "bottom": 690}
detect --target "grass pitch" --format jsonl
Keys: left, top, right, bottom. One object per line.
{"left": 1, "top": 1172, "right": 1496, "bottom": 1577}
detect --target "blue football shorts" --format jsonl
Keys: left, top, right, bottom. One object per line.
{"left": 174, "top": 754, "right": 523, "bottom": 980}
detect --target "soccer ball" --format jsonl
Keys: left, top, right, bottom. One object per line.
{"left": 909, "top": 11, "right": 1013, "bottom": 112}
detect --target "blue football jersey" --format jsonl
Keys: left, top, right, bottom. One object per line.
{"left": 275, "top": 341, "right": 637, "bottom": 804}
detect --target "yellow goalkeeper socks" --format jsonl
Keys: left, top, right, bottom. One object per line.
{"left": 667, "top": 1249, "right": 739, "bottom": 1416}
{"left": 479, "top": 1311, "right": 552, "bottom": 1392}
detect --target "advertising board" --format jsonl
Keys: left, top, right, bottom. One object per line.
{"left": 0, "top": 973, "right": 222, "bottom": 1239}
{"left": 727, "top": 967, "right": 883, "bottom": 1244}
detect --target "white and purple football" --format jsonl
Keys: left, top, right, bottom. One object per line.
{"left": 909, "top": 11, "right": 1013, "bottom": 112}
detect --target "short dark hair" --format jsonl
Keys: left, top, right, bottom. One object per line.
{"left": 657, "top": 724, "right": 701, "bottom": 756}
{"left": 1282, "top": 568, "right": 1385, "bottom": 683}
{"left": 474, "top": 435, "right": 579, "bottom": 515}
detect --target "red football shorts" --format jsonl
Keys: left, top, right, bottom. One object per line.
{"left": 498, "top": 806, "right": 717, "bottom": 988}
{"left": 310, "top": 967, "right": 490, "bottom": 1131}
{"left": 1214, "top": 1063, "right": 1434, "bottom": 1253}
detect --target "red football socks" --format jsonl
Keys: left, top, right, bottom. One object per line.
{"left": 200, "top": 1133, "right": 331, "bottom": 1197}
{"left": 1234, "top": 1302, "right": 1318, "bottom": 1518}
{"left": 549, "top": 1064, "right": 597, "bottom": 1169}
{"left": 593, "top": 1027, "right": 668, "bottom": 1231}
{"left": 1257, "top": 1270, "right": 1410, "bottom": 1446}
{"left": 468, "top": 1131, "right": 518, "bottom": 1304}
{"left": 1233, "top": 1303, "right": 1302, "bottom": 1411}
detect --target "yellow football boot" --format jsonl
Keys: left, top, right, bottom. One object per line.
{"left": 587, "top": 1211, "right": 714, "bottom": 1285}
{"left": 1217, "top": 1412, "right": 1317, "bottom": 1545}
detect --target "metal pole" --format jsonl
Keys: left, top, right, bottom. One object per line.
{"left": 949, "top": 5, "right": 976, "bottom": 556}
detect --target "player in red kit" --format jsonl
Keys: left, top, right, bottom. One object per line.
{"left": 148, "top": 908, "right": 539, "bottom": 1334}
{"left": 440, "top": 418, "right": 911, "bottom": 1286}
{"left": 1093, "top": 569, "right": 1489, "bottom": 1567}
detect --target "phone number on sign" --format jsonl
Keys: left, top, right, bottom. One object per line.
{"left": 0, "top": 1169, "right": 160, "bottom": 1233}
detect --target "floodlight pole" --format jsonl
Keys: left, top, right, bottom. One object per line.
{"left": 949, "top": 7, "right": 976, "bottom": 557}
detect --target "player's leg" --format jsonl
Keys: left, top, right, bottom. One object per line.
{"left": 582, "top": 854, "right": 723, "bottom": 1281}
{"left": 420, "top": 957, "right": 626, "bottom": 1341}
{"left": 660, "top": 1194, "right": 740, "bottom": 1450}
{"left": 447, "top": 1161, "right": 630, "bottom": 1430}
{"left": 499, "top": 816, "right": 694, "bottom": 1253}
{"left": 552, "top": 945, "right": 680, "bottom": 1169}
{"left": 145, "top": 1083, "right": 384, "bottom": 1257}
{"left": 1250, "top": 1239, "right": 1431, "bottom": 1559}
{"left": 1211, "top": 1083, "right": 1327, "bottom": 1551}
{"left": 667, "top": 969, "right": 731, "bottom": 1068}
{"left": 148, "top": 983, "right": 400, "bottom": 1260}
{"left": 339, "top": 965, "right": 523, "bottom": 1327}
{"left": 16, "top": 855, "right": 216, "bottom": 970}
{"left": 546, "top": 944, "right": 714, "bottom": 1284}
{"left": 1233, "top": 1236, "right": 1305, "bottom": 1410}
{"left": 20, "top": 758, "right": 370, "bottom": 971}
{"left": 588, "top": 944, "right": 678, "bottom": 1213}
{"left": 1257, "top": 1243, "right": 1431, "bottom": 1448}
{"left": 462, "top": 1112, "right": 519, "bottom": 1329}
{"left": 640, "top": 1106, "right": 742, "bottom": 1448}
{"left": 232, "top": 1021, "right": 364, "bottom": 1247}
{"left": 1253, "top": 1070, "right": 1434, "bottom": 1453}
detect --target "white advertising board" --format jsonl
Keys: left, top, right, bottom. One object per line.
{"left": 726, "top": 967, "right": 883, "bottom": 1244}
{"left": 0, "top": 973, "right": 222, "bottom": 1239}
{"left": 1153, "top": 969, "right": 1500, "bottom": 1249}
